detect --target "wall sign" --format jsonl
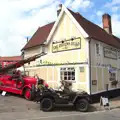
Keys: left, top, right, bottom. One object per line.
{"left": 104, "top": 47, "right": 117, "bottom": 59}
{"left": 52, "top": 38, "right": 81, "bottom": 53}
{"left": 92, "top": 80, "right": 97, "bottom": 85}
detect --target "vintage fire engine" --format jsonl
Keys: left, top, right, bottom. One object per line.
{"left": 0, "top": 52, "right": 46, "bottom": 100}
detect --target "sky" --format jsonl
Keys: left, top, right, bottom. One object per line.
{"left": 0, "top": 0, "right": 120, "bottom": 56}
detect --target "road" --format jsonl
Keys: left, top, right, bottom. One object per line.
{"left": 0, "top": 94, "right": 120, "bottom": 120}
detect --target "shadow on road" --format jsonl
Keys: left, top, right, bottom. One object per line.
{"left": 45, "top": 105, "right": 98, "bottom": 112}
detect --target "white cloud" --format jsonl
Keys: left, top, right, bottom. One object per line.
{"left": 65, "top": 0, "right": 93, "bottom": 11}
{"left": 96, "top": 11, "right": 104, "bottom": 17}
{"left": 0, "top": 0, "right": 60, "bottom": 56}
{"left": 1, "top": 0, "right": 120, "bottom": 57}
{"left": 104, "top": 0, "right": 120, "bottom": 13}
{"left": 64, "top": 0, "right": 73, "bottom": 6}
{"left": 111, "top": 14, "right": 120, "bottom": 37}
{"left": 105, "top": 0, "right": 120, "bottom": 8}
{"left": 111, "top": 6, "right": 119, "bottom": 12}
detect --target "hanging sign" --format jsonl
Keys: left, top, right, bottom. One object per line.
{"left": 52, "top": 38, "right": 81, "bottom": 53}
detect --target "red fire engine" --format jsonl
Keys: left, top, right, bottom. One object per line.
{"left": 0, "top": 52, "right": 47, "bottom": 100}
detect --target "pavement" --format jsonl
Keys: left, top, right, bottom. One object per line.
{"left": 0, "top": 94, "right": 120, "bottom": 120}
{"left": 90, "top": 96, "right": 120, "bottom": 111}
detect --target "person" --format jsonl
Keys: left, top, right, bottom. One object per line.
{"left": 35, "top": 74, "right": 48, "bottom": 88}
{"left": 59, "top": 80, "right": 72, "bottom": 93}
{"left": 37, "top": 78, "right": 48, "bottom": 89}
{"left": 12, "top": 70, "right": 21, "bottom": 79}
{"left": 35, "top": 78, "right": 48, "bottom": 102}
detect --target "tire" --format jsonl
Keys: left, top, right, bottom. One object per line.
{"left": 75, "top": 99, "right": 89, "bottom": 112}
{"left": 40, "top": 98, "right": 54, "bottom": 111}
{"left": 24, "top": 88, "right": 32, "bottom": 100}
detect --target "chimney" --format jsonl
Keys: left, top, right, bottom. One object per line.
{"left": 102, "top": 13, "right": 112, "bottom": 34}
{"left": 57, "top": 4, "right": 62, "bottom": 17}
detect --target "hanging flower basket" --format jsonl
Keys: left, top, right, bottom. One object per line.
{"left": 111, "top": 80, "right": 118, "bottom": 86}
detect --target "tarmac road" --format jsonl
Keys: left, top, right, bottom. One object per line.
{"left": 0, "top": 94, "right": 120, "bottom": 120}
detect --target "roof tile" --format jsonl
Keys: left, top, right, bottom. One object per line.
{"left": 69, "top": 9, "right": 120, "bottom": 49}
{"left": 22, "top": 22, "right": 55, "bottom": 50}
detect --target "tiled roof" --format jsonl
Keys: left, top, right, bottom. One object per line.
{"left": 22, "top": 8, "right": 120, "bottom": 50}
{"left": 69, "top": 9, "right": 120, "bottom": 49}
{"left": 0, "top": 56, "right": 22, "bottom": 62}
{"left": 22, "top": 22, "right": 55, "bottom": 50}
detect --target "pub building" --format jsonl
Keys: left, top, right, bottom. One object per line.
{"left": 22, "top": 4, "right": 120, "bottom": 97}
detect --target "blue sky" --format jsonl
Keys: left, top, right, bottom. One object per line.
{"left": 62, "top": 0, "right": 120, "bottom": 29}
{"left": 0, "top": 0, "right": 120, "bottom": 56}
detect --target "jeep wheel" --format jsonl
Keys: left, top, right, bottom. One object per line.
{"left": 24, "top": 88, "right": 32, "bottom": 100}
{"left": 40, "top": 98, "right": 53, "bottom": 111}
{"left": 75, "top": 99, "right": 89, "bottom": 112}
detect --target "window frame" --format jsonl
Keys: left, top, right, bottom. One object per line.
{"left": 60, "top": 67, "right": 75, "bottom": 82}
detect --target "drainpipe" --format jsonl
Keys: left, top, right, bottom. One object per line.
{"left": 88, "top": 38, "right": 91, "bottom": 95}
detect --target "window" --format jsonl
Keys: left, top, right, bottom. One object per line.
{"left": 96, "top": 43, "right": 100, "bottom": 55}
{"left": 60, "top": 67, "right": 75, "bottom": 81}
{"left": 109, "top": 72, "right": 116, "bottom": 81}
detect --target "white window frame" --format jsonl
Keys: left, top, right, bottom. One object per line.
{"left": 60, "top": 67, "right": 75, "bottom": 82}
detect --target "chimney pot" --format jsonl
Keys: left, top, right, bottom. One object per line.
{"left": 102, "top": 13, "right": 112, "bottom": 34}
{"left": 57, "top": 4, "right": 62, "bottom": 17}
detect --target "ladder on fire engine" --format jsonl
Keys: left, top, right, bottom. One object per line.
{"left": 0, "top": 52, "right": 47, "bottom": 73}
